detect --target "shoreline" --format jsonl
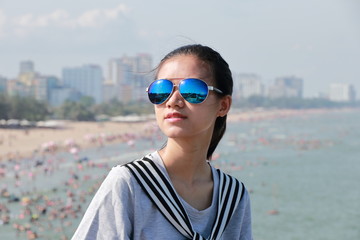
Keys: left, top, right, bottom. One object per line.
{"left": 0, "top": 121, "right": 157, "bottom": 161}
{"left": 228, "top": 107, "right": 358, "bottom": 122}
{"left": 1, "top": 108, "right": 358, "bottom": 161}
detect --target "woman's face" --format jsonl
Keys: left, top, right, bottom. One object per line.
{"left": 154, "top": 54, "right": 228, "bottom": 140}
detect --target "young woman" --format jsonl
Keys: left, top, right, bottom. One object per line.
{"left": 72, "top": 44, "right": 252, "bottom": 240}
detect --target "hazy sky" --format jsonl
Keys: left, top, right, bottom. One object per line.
{"left": 1, "top": 0, "right": 359, "bottom": 97}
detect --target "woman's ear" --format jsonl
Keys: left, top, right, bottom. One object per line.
{"left": 218, "top": 95, "right": 232, "bottom": 117}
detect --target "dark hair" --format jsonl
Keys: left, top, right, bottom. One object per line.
{"left": 156, "top": 44, "right": 233, "bottom": 159}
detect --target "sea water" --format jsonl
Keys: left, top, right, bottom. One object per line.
{"left": 0, "top": 110, "right": 359, "bottom": 239}
{"left": 217, "top": 110, "right": 360, "bottom": 240}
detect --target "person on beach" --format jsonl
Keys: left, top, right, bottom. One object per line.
{"left": 72, "top": 44, "right": 252, "bottom": 240}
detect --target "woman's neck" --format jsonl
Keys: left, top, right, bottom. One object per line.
{"left": 158, "top": 138, "right": 214, "bottom": 210}
{"left": 159, "top": 138, "right": 211, "bottom": 183}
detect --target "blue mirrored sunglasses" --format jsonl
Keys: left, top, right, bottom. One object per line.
{"left": 146, "top": 78, "right": 223, "bottom": 105}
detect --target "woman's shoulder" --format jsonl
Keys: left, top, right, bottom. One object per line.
{"left": 210, "top": 164, "right": 243, "bottom": 183}
{"left": 210, "top": 164, "right": 250, "bottom": 199}
{"left": 108, "top": 151, "right": 160, "bottom": 182}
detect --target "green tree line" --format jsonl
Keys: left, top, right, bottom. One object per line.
{"left": 0, "top": 94, "right": 154, "bottom": 121}
{"left": 0, "top": 94, "right": 50, "bottom": 121}
{"left": 0, "top": 94, "right": 358, "bottom": 122}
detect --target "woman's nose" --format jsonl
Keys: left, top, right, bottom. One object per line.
{"left": 166, "top": 88, "right": 184, "bottom": 108}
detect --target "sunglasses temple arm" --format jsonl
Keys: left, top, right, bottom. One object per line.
{"left": 209, "top": 86, "right": 223, "bottom": 94}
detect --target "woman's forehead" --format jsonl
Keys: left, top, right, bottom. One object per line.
{"left": 157, "top": 55, "right": 213, "bottom": 81}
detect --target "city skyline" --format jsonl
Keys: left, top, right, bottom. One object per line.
{"left": 4, "top": 57, "right": 356, "bottom": 105}
{"left": 1, "top": 0, "right": 359, "bottom": 98}
{"left": 1, "top": 56, "right": 357, "bottom": 100}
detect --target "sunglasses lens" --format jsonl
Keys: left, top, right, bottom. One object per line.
{"left": 148, "top": 79, "right": 173, "bottom": 104}
{"left": 180, "top": 78, "right": 208, "bottom": 104}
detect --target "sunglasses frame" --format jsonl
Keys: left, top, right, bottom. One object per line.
{"left": 146, "top": 78, "right": 223, "bottom": 105}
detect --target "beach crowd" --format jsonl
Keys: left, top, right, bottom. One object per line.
{"left": 0, "top": 108, "right": 347, "bottom": 239}
{"left": 0, "top": 121, "right": 160, "bottom": 239}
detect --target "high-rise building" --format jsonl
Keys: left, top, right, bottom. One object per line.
{"left": 108, "top": 59, "right": 120, "bottom": 85}
{"left": 49, "top": 87, "right": 81, "bottom": 107}
{"left": 107, "top": 57, "right": 134, "bottom": 86}
{"left": 106, "top": 58, "right": 132, "bottom": 102}
{"left": 62, "top": 65, "right": 103, "bottom": 103}
{"left": 106, "top": 54, "right": 152, "bottom": 103}
{"left": 18, "top": 71, "right": 37, "bottom": 90}
{"left": 0, "top": 76, "right": 7, "bottom": 93}
{"left": 33, "top": 76, "right": 59, "bottom": 102}
{"left": 135, "top": 53, "right": 153, "bottom": 73}
{"left": 19, "top": 60, "right": 35, "bottom": 74}
{"left": 102, "top": 82, "right": 118, "bottom": 103}
{"left": 7, "top": 79, "right": 28, "bottom": 97}
{"left": 234, "top": 74, "right": 264, "bottom": 99}
{"left": 11, "top": 60, "right": 39, "bottom": 97}
{"left": 133, "top": 53, "right": 153, "bottom": 102}
{"left": 268, "top": 76, "right": 303, "bottom": 98}
{"left": 329, "top": 83, "right": 356, "bottom": 102}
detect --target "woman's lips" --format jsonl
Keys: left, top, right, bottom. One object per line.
{"left": 165, "top": 112, "right": 187, "bottom": 121}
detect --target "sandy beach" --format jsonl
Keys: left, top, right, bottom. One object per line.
{"left": 0, "top": 120, "right": 156, "bottom": 161}
{"left": 0, "top": 108, "right": 356, "bottom": 161}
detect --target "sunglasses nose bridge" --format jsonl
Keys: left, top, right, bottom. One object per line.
{"left": 166, "top": 83, "right": 184, "bottom": 105}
